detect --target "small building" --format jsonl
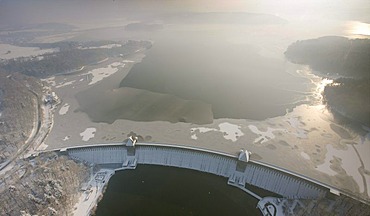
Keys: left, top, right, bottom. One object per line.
{"left": 126, "top": 136, "right": 138, "bottom": 147}
{"left": 238, "top": 149, "right": 251, "bottom": 162}
{"left": 44, "top": 95, "right": 53, "bottom": 104}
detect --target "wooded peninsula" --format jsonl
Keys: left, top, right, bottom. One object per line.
{"left": 285, "top": 36, "right": 370, "bottom": 126}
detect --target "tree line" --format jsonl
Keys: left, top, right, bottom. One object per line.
{"left": 0, "top": 40, "right": 152, "bottom": 78}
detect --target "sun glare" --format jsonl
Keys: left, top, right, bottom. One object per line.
{"left": 348, "top": 21, "right": 370, "bottom": 36}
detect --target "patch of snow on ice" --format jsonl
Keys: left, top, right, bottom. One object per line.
{"left": 191, "top": 134, "right": 198, "bottom": 140}
{"left": 248, "top": 125, "right": 287, "bottom": 144}
{"left": 58, "top": 103, "right": 70, "bottom": 115}
{"left": 80, "top": 128, "right": 96, "bottom": 141}
{"left": 190, "top": 122, "right": 244, "bottom": 142}
{"left": 287, "top": 117, "right": 307, "bottom": 139}
{"left": 301, "top": 152, "right": 310, "bottom": 160}
{"left": 218, "top": 122, "right": 244, "bottom": 142}
{"left": 316, "top": 144, "right": 364, "bottom": 193}
{"left": 83, "top": 62, "right": 125, "bottom": 85}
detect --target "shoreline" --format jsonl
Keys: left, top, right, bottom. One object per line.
{"left": 72, "top": 168, "right": 115, "bottom": 216}
{"left": 42, "top": 53, "right": 370, "bottom": 207}
{"left": 1, "top": 9, "right": 369, "bottom": 215}
{"left": 22, "top": 33, "right": 367, "bottom": 213}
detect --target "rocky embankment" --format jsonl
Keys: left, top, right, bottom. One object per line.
{"left": 0, "top": 72, "right": 42, "bottom": 164}
{"left": 0, "top": 70, "right": 89, "bottom": 216}
{"left": 0, "top": 153, "right": 90, "bottom": 216}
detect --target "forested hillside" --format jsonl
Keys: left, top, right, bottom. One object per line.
{"left": 285, "top": 36, "right": 370, "bottom": 126}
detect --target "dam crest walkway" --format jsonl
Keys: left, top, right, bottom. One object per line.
{"left": 43, "top": 140, "right": 330, "bottom": 200}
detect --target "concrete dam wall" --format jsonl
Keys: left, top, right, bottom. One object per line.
{"left": 66, "top": 143, "right": 326, "bottom": 199}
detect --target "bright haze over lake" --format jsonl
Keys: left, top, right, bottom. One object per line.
{"left": 1, "top": 0, "right": 369, "bottom": 215}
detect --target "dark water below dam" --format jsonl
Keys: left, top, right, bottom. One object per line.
{"left": 95, "top": 165, "right": 265, "bottom": 216}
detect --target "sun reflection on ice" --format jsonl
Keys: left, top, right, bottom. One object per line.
{"left": 316, "top": 78, "right": 333, "bottom": 95}
{"left": 311, "top": 75, "right": 333, "bottom": 104}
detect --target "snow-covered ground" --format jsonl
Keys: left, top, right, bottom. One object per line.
{"left": 78, "top": 44, "right": 122, "bottom": 50}
{"left": 0, "top": 44, "right": 58, "bottom": 60}
{"left": 82, "top": 61, "right": 125, "bottom": 85}
{"left": 72, "top": 169, "right": 115, "bottom": 216}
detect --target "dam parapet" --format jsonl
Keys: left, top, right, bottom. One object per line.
{"left": 65, "top": 141, "right": 327, "bottom": 200}
{"left": 47, "top": 140, "right": 370, "bottom": 215}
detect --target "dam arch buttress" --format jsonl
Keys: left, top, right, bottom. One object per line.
{"left": 65, "top": 142, "right": 327, "bottom": 200}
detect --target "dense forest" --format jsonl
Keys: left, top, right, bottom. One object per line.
{"left": 285, "top": 36, "right": 370, "bottom": 78}
{"left": 0, "top": 40, "right": 152, "bottom": 78}
{"left": 324, "top": 78, "right": 370, "bottom": 126}
{"left": 285, "top": 36, "right": 370, "bottom": 126}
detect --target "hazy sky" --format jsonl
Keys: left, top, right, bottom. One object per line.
{"left": 0, "top": 0, "right": 369, "bottom": 28}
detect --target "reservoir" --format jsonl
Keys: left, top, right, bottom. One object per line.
{"left": 119, "top": 33, "right": 309, "bottom": 122}
{"left": 77, "top": 20, "right": 314, "bottom": 125}
{"left": 94, "top": 165, "right": 267, "bottom": 216}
